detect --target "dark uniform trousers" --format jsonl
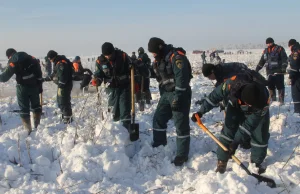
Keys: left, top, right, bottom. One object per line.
{"left": 292, "top": 78, "right": 300, "bottom": 113}
{"left": 217, "top": 104, "right": 270, "bottom": 165}
{"left": 153, "top": 87, "right": 191, "bottom": 157}
{"left": 57, "top": 85, "right": 73, "bottom": 119}
{"left": 17, "top": 85, "right": 41, "bottom": 119}
{"left": 106, "top": 86, "right": 131, "bottom": 129}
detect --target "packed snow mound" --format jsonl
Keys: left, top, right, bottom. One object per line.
{"left": 0, "top": 51, "right": 298, "bottom": 193}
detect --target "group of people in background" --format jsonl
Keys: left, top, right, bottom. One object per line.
{"left": 0, "top": 37, "right": 299, "bottom": 173}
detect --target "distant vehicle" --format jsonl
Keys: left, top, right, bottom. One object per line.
{"left": 215, "top": 50, "right": 224, "bottom": 53}
{"left": 192, "top": 50, "right": 204, "bottom": 54}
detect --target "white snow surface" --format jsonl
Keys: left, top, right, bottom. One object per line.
{"left": 0, "top": 50, "right": 299, "bottom": 193}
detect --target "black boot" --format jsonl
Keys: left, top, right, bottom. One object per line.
{"left": 145, "top": 91, "right": 151, "bottom": 104}
{"left": 152, "top": 141, "right": 167, "bottom": 148}
{"left": 21, "top": 117, "right": 32, "bottom": 135}
{"left": 278, "top": 89, "right": 285, "bottom": 105}
{"left": 33, "top": 112, "right": 41, "bottom": 129}
{"left": 269, "top": 89, "right": 276, "bottom": 101}
{"left": 173, "top": 156, "right": 188, "bottom": 166}
{"left": 215, "top": 160, "right": 228, "bottom": 174}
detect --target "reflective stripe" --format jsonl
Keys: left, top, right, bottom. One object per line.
{"left": 175, "top": 86, "right": 186, "bottom": 91}
{"left": 177, "top": 135, "right": 190, "bottom": 138}
{"left": 118, "top": 75, "right": 128, "bottom": 80}
{"left": 120, "top": 119, "right": 131, "bottom": 122}
{"left": 19, "top": 112, "right": 30, "bottom": 115}
{"left": 64, "top": 116, "right": 72, "bottom": 118}
{"left": 59, "top": 81, "right": 66, "bottom": 85}
{"left": 220, "top": 134, "right": 233, "bottom": 142}
{"left": 251, "top": 142, "right": 268, "bottom": 148}
{"left": 205, "top": 97, "right": 218, "bottom": 107}
{"left": 153, "top": 128, "right": 167, "bottom": 132}
{"left": 147, "top": 69, "right": 151, "bottom": 78}
{"left": 22, "top": 74, "right": 34, "bottom": 80}
{"left": 287, "top": 68, "right": 299, "bottom": 72}
{"left": 161, "top": 79, "right": 174, "bottom": 85}
{"left": 239, "top": 125, "right": 251, "bottom": 136}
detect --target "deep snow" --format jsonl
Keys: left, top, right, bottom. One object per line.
{"left": 0, "top": 50, "right": 299, "bottom": 194}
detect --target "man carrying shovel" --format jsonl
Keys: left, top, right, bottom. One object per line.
{"left": 191, "top": 73, "right": 270, "bottom": 174}
{"left": 99, "top": 42, "right": 149, "bottom": 141}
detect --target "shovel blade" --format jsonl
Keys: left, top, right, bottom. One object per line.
{"left": 251, "top": 173, "right": 276, "bottom": 188}
{"left": 129, "top": 123, "right": 139, "bottom": 142}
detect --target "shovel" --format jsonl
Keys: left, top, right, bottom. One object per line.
{"left": 195, "top": 114, "right": 276, "bottom": 188}
{"left": 139, "top": 76, "right": 145, "bottom": 111}
{"left": 129, "top": 66, "right": 139, "bottom": 141}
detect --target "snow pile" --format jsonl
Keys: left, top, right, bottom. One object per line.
{"left": 0, "top": 50, "right": 298, "bottom": 193}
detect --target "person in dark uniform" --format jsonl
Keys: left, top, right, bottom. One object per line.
{"left": 46, "top": 50, "right": 73, "bottom": 124}
{"left": 192, "top": 73, "right": 270, "bottom": 174}
{"left": 93, "top": 42, "right": 149, "bottom": 140}
{"left": 148, "top": 37, "right": 193, "bottom": 166}
{"left": 0, "top": 48, "right": 43, "bottom": 134}
{"left": 256, "top": 37, "right": 288, "bottom": 105}
{"left": 287, "top": 39, "right": 300, "bottom": 114}
{"left": 136, "top": 47, "right": 152, "bottom": 104}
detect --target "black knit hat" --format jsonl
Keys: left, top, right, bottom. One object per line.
{"left": 202, "top": 63, "right": 215, "bottom": 77}
{"left": 47, "top": 50, "right": 58, "bottom": 60}
{"left": 6, "top": 48, "right": 17, "bottom": 58}
{"left": 266, "top": 37, "right": 274, "bottom": 44}
{"left": 74, "top": 56, "right": 80, "bottom": 61}
{"left": 241, "top": 83, "right": 267, "bottom": 109}
{"left": 148, "top": 37, "right": 165, "bottom": 53}
{"left": 102, "top": 42, "right": 115, "bottom": 56}
{"left": 288, "top": 39, "right": 297, "bottom": 47}
{"left": 138, "top": 47, "right": 144, "bottom": 54}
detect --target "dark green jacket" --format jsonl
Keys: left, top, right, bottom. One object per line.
{"left": 94, "top": 49, "right": 149, "bottom": 88}
{"left": 51, "top": 55, "right": 73, "bottom": 88}
{"left": 256, "top": 44, "right": 288, "bottom": 75}
{"left": 199, "top": 74, "right": 269, "bottom": 115}
{"left": 0, "top": 52, "right": 42, "bottom": 86}
{"left": 288, "top": 43, "right": 300, "bottom": 80}
{"left": 198, "top": 74, "right": 269, "bottom": 131}
{"left": 154, "top": 45, "right": 192, "bottom": 96}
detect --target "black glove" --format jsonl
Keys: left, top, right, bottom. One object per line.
{"left": 43, "top": 76, "right": 52, "bottom": 82}
{"left": 195, "top": 99, "right": 205, "bottom": 105}
{"left": 281, "top": 64, "right": 287, "bottom": 73}
{"left": 219, "top": 102, "right": 225, "bottom": 112}
{"left": 191, "top": 112, "right": 202, "bottom": 122}
{"left": 228, "top": 142, "right": 239, "bottom": 157}
{"left": 129, "top": 59, "right": 139, "bottom": 69}
{"left": 255, "top": 66, "right": 260, "bottom": 72}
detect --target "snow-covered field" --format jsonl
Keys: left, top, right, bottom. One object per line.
{"left": 0, "top": 50, "right": 299, "bottom": 194}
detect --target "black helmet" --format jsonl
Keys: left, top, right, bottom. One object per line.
{"left": 138, "top": 47, "right": 145, "bottom": 54}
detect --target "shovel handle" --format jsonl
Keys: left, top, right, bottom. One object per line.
{"left": 40, "top": 93, "right": 43, "bottom": 108}
{"left": 130, "top": 67, "right": 135, "bottom": 114}
{"left": 195, "top": 114, "right": 228, "bottom": 151}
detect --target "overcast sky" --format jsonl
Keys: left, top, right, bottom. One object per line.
{"left": 0, "top": 0, "right": 299, "bottom": 59}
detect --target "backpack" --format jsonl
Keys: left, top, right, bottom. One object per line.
{"left": 247, "top": 69, "right": 268, "bottom": 86}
